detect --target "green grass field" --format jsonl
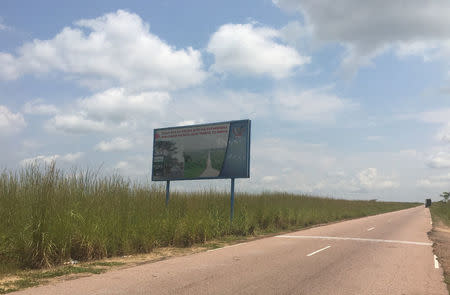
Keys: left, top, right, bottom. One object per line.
{"left": 430, "top": 201, "right": 450, "bottom": 226}
{"left": 210, "top": 149, "right": 226, "bottom": 171}
{"left": 183, "top": 151, "right": 207, "bottom": 178}
{"left": 183, "top": 149, "right": 226, "bottom": 178}
{"left": 0, "top": 164, "right": 418, "bottom": 273}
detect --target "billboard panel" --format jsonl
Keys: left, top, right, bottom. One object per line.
{"left": 152, "top": 120, "right": 250, "bottom": 181}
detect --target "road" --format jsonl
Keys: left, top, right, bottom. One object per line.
{"left": 200, "top": 151, "right": 220, "bottom": 177}
{"left": 14, "top": 206, "right": 447, "bottom": 295}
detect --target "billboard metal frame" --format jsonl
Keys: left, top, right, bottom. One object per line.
{"left": 151, "top": 119, "right": 251, "bottom": 221}
{"left": 151, "top": 119, "right": 251, "bottom": 181}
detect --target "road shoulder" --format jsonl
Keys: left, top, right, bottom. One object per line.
{"left": 429, "top": 220, "right": 450, "bottom": 294}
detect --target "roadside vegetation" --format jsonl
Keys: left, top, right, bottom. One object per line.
{"left": 430, "top": 200, "right": 450, "bottom": 227}
{"left": 183, "top": 151, "right": 207, "bottom": 178}
{"left": 210, "top": 149, "right": 226, "bottom": 170}
{"left": 0, "top": 163, "right": 418, "bottom": 276}
{"left": 429, "top": 199, "right": 450, "bottom": 292}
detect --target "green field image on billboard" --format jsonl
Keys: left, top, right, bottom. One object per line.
{"left": 183, "top": 148, "right": 226, "bottom": 178}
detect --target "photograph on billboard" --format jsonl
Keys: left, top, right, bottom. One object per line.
{"left": 152, "top": 120, "right": 250, "bottom": 181}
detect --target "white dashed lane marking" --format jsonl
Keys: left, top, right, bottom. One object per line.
{"left": 307, "top": 246, "right": 331, "bottom": 257}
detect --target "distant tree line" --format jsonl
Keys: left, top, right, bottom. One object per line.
{"left": 440, "top": 192, "right": 449, "bottom": 203}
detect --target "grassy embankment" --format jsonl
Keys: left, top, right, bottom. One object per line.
{"left": 430, "top": 201, "right": 450, "bottom": 226}
{"left": 210, "top": 149, "right": 226, "bottom": 170}
{"left": 183, "top": 151, "right": 207, "bottom": 178}
{"left": 0, "top": 164, "right": 418, "bottom": 274}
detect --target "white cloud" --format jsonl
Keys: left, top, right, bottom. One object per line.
{"left": 261, "top": 175, "right": 279, "bottom": 183}
{"left": 0, "top": 53, "right": 20, "bottom": 80}
{"left": 176, "top": 120, "right": 203, "bottom": 127}
{"left": 78, "top": 88, "right": 169, "bottom": 122}
{"left": 22, "top": 139, "right": 43, "bottom": 150}
{"left": 406, "top": 110, "right": 450, "bottom": 159}
{"left": 95, "top": 137, "right": 133, "bottom": 152}
{"left": 0, "top": 105, "right": 26, "bottom": 134}
{"left": 0, "top": 10, "right": 206, "bottom": 90}
{"left": 20, "top": 152, "right": 83, "bottom": 166}
{"left": 46, "top": 87, "right": 170, "bottom": 134}
{"left": 419, "top": 108, "right": 450, "bottom": 124}
{"left": 114, "top": 161, "right": 130, "bottom": 170}
{"left": 417, "top": 173, "right": 450, "bottom": 188}
{"left": 207, "top": 23, "right": 310, "bottom": 79}
{"left": 355, "top": 168, "right": 398, "bottom": 190}
{"left": 246, "top": 139, "right": 402, "bottom": 195}
{"left": 0, "top": 18, "right": 10, "bottom": 31}
{"left": 170, "top": 87, "right": 353, "bottom": 127}
{"left": 172, "top": 90, "right": 270, "bottom": 124}
{"left": 279, "top": 21, "right": 312, "bottom": 49}
{"left": 274, "top": 87, "right": 355, "bottom": 122}
{"left": 427, "top": 150, "right": 450, "bottom": 169}
{"left": 417, "top": 179, "right": 441, "bottom": 188}
{"left": 112, "top": 154, "right": 149, "bottom": 178}
{"left": 46, "top": 114, "right": 107, "bottom": 133}
{"left": 395, "top": 40, "right": 450, "bottom": 65}
{"left": 395, "top": 41, "right": 442, "bottom": 62}
{"left": 69, "top": 87, "right": 336, "bottom": 137}
{"left": 399, "top": 149, "right": 418, "bottom": 158}
{"left": 313, "top": 166, "right": 400, "bottom": 194}
{"left": 61, "top": 152, "right": 84, "bottom": 162}
{"left": 23, "top": 99, "right": 58, "bottom": 115}
{"left": 20, "top": 155, "right": 58, "bottom": 166}
{"left": 45, "top": 86, "right": 351, "bottom": 136}
{"left": 273, "top": 0, "right": 450, "bottom": 76}
{"left": 327, "top": 170, "right": 346, "bottom": 178}
{"left": 435, "top": 123, "right": 450, "bottom": 143}
{"left": 252, "top": 138, "right": 335, "bottom": 176}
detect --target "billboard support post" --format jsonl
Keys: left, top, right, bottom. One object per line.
{"left": 165, "top": 180, "right": 170, "bottom": 206}
{"left": 152, "top": 120, "right": 251, "bottom": 212}
{"left": 230, "top": 178, "right": 235, "bottom": 221}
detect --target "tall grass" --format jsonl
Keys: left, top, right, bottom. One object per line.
{"left": 0, "top": 164, "right": 418, "bottom": 272}
{"left": 430, "top": 201, "right": 450, "bottom": 226}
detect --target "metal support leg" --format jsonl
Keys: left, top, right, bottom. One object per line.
{"left": 230, "top": 178, "right": 235, "bottom": 221}
{"left": 165, "top": 180, "right": 170, "bottom": 206}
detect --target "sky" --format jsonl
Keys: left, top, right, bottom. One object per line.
{"left": 1, "top": 0, "right": 450, "bottom": 202}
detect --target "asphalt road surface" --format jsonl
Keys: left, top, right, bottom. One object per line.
{"left": 14, "top": 206, "right": 447, "bottom": 295}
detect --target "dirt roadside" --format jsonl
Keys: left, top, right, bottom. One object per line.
{"left": 429, "top": 220, "right": 450, "bottom": 294}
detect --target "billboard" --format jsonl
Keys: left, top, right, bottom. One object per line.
{"left": 152, "top": 120, "right": 250, "bottom": 181}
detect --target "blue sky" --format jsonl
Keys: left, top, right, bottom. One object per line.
{"left": 2, "top": 0, "right": 450, "bottom": 201}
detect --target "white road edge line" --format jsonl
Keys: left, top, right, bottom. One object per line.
{"left": 434, "top": 255, "right": 440, "bottom": 269}
{"left": 307, "top": 246, "right": 331, "bottom": 257}
{"left": 367, "top": 227, "right": 375, "bottom": 231}
{"left": 275, "top": 235, "right": 432, "bottom": 246}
